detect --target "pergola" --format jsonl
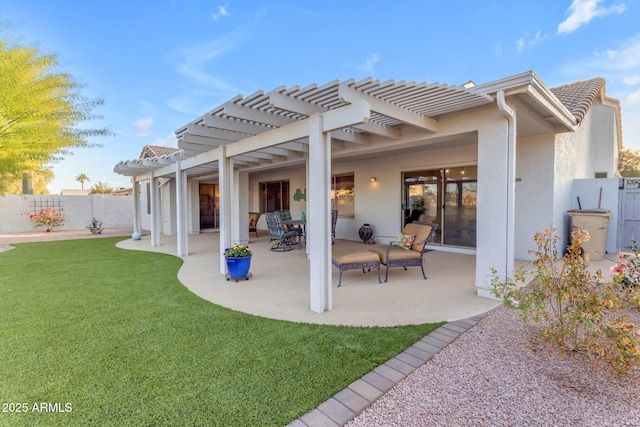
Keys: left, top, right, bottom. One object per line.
{"left": 114, "top": 74, "right": 573, "bottom": 313}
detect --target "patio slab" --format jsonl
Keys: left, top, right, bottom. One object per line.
{"left": 116, "top": 231, "right": 500, "bottom": 326}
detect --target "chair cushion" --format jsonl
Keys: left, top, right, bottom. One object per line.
{"left": 368, "top": 244, "right": 421, "bottom": 264}
{"left": 403, "top": 223, "right": 433, "bottom": 252}
{"left": 332, "top": 249, "right": 380, "bottom": 265}
{"left": 395, "top": 233, "right": 415, "bottom": 249}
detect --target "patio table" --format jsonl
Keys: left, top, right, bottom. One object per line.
{"left": 283, "top": 219, "right": 306, "bottom": 244}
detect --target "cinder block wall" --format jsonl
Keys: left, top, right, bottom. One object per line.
{"left": 0, "top": 195, "right": 133, "bottom": 233}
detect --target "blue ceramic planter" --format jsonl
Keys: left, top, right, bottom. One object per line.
{"left": 226, "top": 256, "right": 252, "bottom": 280}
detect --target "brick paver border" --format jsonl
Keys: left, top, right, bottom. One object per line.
{"left": 287, "top": 314, "right": 486, "bottom": 427}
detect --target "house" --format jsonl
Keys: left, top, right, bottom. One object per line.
{"left": 114, "top": 70, "right": 622, "bottom": 313}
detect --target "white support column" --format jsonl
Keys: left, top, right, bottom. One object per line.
{"left": 150, "top": 173, "right": 160, "bottom": 247}
{"left": 305, "top": 155, "right": 310, "bottom": 257}
{"left": 231, "top": 168, "right": 241, "bottom": 244}
{"left": 238, "top": 171, "right": 250, "bottom": 245}
{"left": 308, "top": 114, "right": 332, "bottom": 313}
{"left": 475, "top": 111, "right": 515, "bottom": 298}
{"left": 132, "top": 178, "right": 141, "bottom": 233}
{"left": 176, "top": 161, "right": 188, "bottom": 257}
{"left": 219, "top": 147, "right": 234, "bottom": 275}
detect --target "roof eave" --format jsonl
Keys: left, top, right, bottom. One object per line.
{"left": 472, "top": 70, "right": 577, "bottom": 132}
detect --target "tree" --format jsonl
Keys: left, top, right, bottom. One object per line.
{"left": 0, "top": 167, "right": 53, "bottom": 194}
{"left": 76, "top": 173, "right": 90, "bottom": 190}
{"left": 89, "top": 181, "right": 113, "bottom": 194}
{"left": 619, "top": 147, "right": 640, "bottom": 177}
{"left": 0, "top": 26, "right": 111, "bottom": 193}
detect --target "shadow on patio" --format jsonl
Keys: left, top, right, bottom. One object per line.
{"left": 117, "top": 232, "right": 501, "bottom": 326}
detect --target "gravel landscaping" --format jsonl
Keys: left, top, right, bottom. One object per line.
{"left": 348, "top": 305, "right": 640, "bottom": 427}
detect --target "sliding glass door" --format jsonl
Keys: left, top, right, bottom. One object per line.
{"left": 199, "top": 183, "right": 219, "bottom": 230}
{"left": 402, "top": 166, "right": 477, "bottom": 248}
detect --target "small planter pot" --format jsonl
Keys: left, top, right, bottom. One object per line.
{"left": 359, "top": 224, "right": 373, "bottom": 243}
{"left": 225, "top": 256, "right": 252, "bottom": 281}
{"left": 131, "top": 230, "right": 142, "bottom": 240}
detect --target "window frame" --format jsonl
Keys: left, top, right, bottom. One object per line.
{"left": 331, "top": 173, "right": 355, "bottom": 218}
{"left": 259, "top": 180, "right": 290, "bottom": 213}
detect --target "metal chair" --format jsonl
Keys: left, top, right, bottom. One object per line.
{"left": 248, "top": 212, "right": 261, "bottom": 238}
{"left": 368, "top": 221, "right": 437, "bottom": 282}
{"left": 265, "top": 213, "right": 301, "bottom": 251}
{"left": 331, "top": 210, "right": 338, "bottom": 244}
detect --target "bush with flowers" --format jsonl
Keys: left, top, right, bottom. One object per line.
{"left": 224, "top": 244, "right": 252, "bottom": 258}
{"left": 492, "top": 228, "right": 640, "bottom": 375}
{"left": 21, "top": 207, "right": 66, "bottom": 231}
{"left": 610, "top": 242, "right": 639, "bottom": 289}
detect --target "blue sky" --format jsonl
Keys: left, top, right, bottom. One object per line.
{"left": 2, "top": 0, "right": 640, "bottom": 193}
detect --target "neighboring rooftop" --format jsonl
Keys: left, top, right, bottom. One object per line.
{"left": 139, "top": 145, "right": 180, "bottom": 159}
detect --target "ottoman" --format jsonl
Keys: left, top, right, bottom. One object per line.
{"left": 331, "top": 249, "right": 381, "bottom": 287}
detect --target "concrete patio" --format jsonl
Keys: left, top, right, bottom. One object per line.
{"left": 117, "top": 231, "right": 502, "bottom": 326}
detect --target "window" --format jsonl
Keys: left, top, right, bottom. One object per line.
{"left": 260, "top": 180, "right": 290, "bottom": 212}
{"left": 595, "top": 172, "right": 608, "bottom": 178}
{"left": 331, "top": 174, "right": 354, "bottom": 217}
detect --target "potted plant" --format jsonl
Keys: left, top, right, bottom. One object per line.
{"left": 224, "top": 244, "right": 252, "bottom": 281}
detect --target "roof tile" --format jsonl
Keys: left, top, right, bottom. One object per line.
{"left": 139, "top": 145, "right": 180, "bottom": 159}
{"left": 551, "top": 77, "right": 605, "bottom": 124}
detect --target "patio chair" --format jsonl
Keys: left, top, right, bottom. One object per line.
{"left": 368, "top": 221, "right": 437, "bottom": 282}
{"left": 276, "top": 210, "right": 304, "bottom": 239}
{"left": 275, "top": 210, "right": 292, "bottom": 228}
{"left": 331, "top": 210, "right": 338, "bottom": 244}
{"left": 265, "top": 213, "right": 301, "bottom": 251}
{"left": 248, "top": 212, "right": 261, "bottom": 238}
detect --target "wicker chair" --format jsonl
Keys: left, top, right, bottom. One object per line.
{"left": 368, "top": 221, "right": 437, "bottom": 282}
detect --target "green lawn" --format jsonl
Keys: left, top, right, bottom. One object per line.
{"left": 0, "top": 238, "right": 442, "bottom": 426}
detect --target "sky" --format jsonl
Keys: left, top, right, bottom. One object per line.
{"left": 2, "top": 0, "right": 640, "bottom": 194}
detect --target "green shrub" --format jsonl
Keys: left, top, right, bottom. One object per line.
{"left": 86, "top": 217, "right": 103, "bottom": 234}
{"left": 491, "top": 228, "right": 640, "bottom": 375}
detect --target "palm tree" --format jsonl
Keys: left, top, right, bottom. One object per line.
{"left": 76, "top": 173, "right": 90, "bottom": 190}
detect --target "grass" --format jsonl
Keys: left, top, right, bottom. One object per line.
{"left": 0, "top": 238, "right": 443, "bottom": 426}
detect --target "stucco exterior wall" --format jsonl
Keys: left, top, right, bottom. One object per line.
{"left": 550, "top": 100, "right": 619, "bottom": 252}
{"left": 0, "top": 194, "right": 133, "bottom": 233}
{"left": 514, "top": 134, "right": 556, "bottom": 259}
{"left": 571, "top": 178, "right": 620, "bottom": 255}
{"left": 587, "top": 103, "right": 618, "bottom": 176}
{"left": 247, "top": 143, "right": 478, "bottom": 242}
{"left": 247, "top": 168, "right": 308, "bottom": 231}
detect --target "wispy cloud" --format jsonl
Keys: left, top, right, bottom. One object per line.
{"left": 132, "top": 117, "right": 153, "bottom": 137}
{"left": 516, "top": 30, "right": 550, "bottom": 53}
{"left": 211, "top": 5, "right": 229, "bottom": 21}
{"left": 177, "top": 37, "right": 239, "bottom": 90}
{"left": 623, "top": 75, "right": 640, "bottom": 85}
{"left": 358, "top": 53, "right": 380, "bottom": 75}
{"left": 558, "top": 0, "right": 627, "bottom": 34}
{"left": 627, "top": 89, "right": 640, "bottom": 106}
{"left": 168, "top": 31, "right": 248, "bottom": 114}
{"left": 495, "top": 42, "right": 503, "bottom": 56}
{"left": 590, "top": 35, "right": 640, "bottom": 72}
{"left": 153, "top": 133, "right": 178, "bottom": 148}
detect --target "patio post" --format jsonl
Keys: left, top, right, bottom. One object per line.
{"left": 132, "top": 178, "right": 141, "bottom": 235}
{"left": 219, "top": 146, "right": 234, "bottom": 275}
{"left": 176, "top": 161, "right": 188, "bottom": 257}
{"left": 150, "top": 172, "right": 160, "bottom": 247}
{"left": 308, "top": 114, "right": 332, "bottom": 313}
{"left": 475, "top": 109, "right": 515, "bottom": 298}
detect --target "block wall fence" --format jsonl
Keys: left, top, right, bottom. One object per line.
{"left": 0, "top": 195, "right": 133, "bottom": 234}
